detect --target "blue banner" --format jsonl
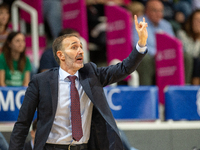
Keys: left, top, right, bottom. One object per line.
{"left": 0, "top": 87, "right": 37, "bottom": 122}
{"left": 0, "top": 86, "right": 159, "bottom": 121}
{"left": 104, "top": 86, "right": 159, "bottom": 120}
{"left": 165, "top": 86, "right": 200, "bottom": 121}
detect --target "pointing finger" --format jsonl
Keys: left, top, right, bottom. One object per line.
{"left": 143, "top": 17, "right": 145, "bottom": 23}
{"left": 134, "top": 15, "right": 138, "bottom": 28}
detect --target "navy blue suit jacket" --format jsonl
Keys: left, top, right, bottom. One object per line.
{"left": 9, "top": 47, "right": 147, "bottom": 150}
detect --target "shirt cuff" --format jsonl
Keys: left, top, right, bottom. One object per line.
{"left": 136, "top": 43, "right": 147, "bottom": 54}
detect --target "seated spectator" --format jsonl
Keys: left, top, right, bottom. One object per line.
{"left": 133, "top": 0, "right": 174, "bottom": 85}
{"left": 0, "top": 31, "right": 31, "bottom": 86}
{"left": 169, "top": 10, "right": 185, "bottom": 35}
{"left": 133, "top": 0, "right": 192, "bottom": 85}
{"left": 0, "top": 3, "right": 11, "bottom": 53}
{"left": 177, "top": 10, "right": 200, "bottom": 85}
{"left": 38, "top": 28, "right": 88, "bottom": 73}
{"left": 23, "top": 119, "right": 37, "bottom": 150}
{"left": 173, "top": 0, "right": 192, "bottom": 19}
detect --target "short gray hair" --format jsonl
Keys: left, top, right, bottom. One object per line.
{"left": 52, "top": 34, "right": 78, "bottom": 65}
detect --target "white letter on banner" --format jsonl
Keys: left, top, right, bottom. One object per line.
{"left": 0, "top": 90, "right": 14, "bottom": 111}
{"left": 16, "top": 90, "right": 26, "bottom": 109}
{"left": 107, "top": 88, "right": 122, "bottom": 111}
{"left": 196, "top": 89, "right": 200, "bottom": 116}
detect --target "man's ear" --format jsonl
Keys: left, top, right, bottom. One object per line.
{"left": 57, "top": 51, "right": 65, "bottom": 61}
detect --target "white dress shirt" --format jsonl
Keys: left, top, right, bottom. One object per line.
{"left": 46, "top": 67, "right": 93, "bottom": 145}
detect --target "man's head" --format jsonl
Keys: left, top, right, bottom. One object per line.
{"left": 145, "top": 0, "right": 164, "bottom": 26}
{"left": 53, "top": 34, "right": 84, "bottom": 74}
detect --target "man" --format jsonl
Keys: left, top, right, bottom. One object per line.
{"left": 23, "top": 119, "right": 37, "bottom": 150}
{"left": 9, "top": 15, "right": 148, "bottom": 150}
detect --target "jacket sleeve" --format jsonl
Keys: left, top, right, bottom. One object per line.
{"left": 9, "top": 75, "right": 39, "bottom": 150}
{"left": 92, "top": 46, "right": 147, "bottom": 87}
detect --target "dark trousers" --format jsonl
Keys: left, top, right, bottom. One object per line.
{"left": 43, "top": 143, "right": 88, "bottom": 150}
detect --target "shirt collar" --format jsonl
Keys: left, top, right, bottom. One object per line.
{"left": 59, "top": 67, "right": 79, "bottom": 81}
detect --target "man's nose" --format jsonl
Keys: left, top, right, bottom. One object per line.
{"left": 78, "top": 47, "right": 84, "bottom": 54}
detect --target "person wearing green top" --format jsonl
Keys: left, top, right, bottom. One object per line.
{"left": 0, "top": 31, "right": 31, "bottom": 86}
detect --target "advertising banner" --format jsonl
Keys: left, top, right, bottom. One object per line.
{"left": 165, "top": 86, "right": 200, "bottom": 121}
{"left": 0, "top": 87, "right": 36, "bottom": 122}
{"left": 62, "top": 0, "right": 88, "bottom": 42}
{"left": 156, "top": 33, "right": 185, "bottom": 104}
{"left": 105, "top": 4, "right": 132, "bottom": 64}
{"left": 0, "top": 86, "right": 158, "bottom": 121}
{"left": 104, "top": 86, "right": 159, "bottom": 120}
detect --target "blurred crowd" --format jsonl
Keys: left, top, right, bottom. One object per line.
{"left": 1, "top": 0, "right": 200, "bottom": 87}
{"left": 87, "top": 0, "right": 200, "bottom": 86}
{"left": 1, "top": 0, "right": 200, "bottom": 149}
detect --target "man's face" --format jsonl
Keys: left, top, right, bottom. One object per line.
{"left": 146, "top": 1, "right": 164, "bottom": 26}
{"left": 60, "top": 36, "right": 84, "bottom": 72}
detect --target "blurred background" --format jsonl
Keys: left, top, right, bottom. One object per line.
{"left": 1, "top": 0, "right": 200, "bottom": 150}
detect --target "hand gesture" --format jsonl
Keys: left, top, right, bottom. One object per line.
{"left": 134, "top": 15, "right": 148, "bottom": 47}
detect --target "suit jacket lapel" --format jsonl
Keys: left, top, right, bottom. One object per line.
{"left": 79, "top": 69, "right": 94, "bottom": 103}
{"left": 49, "top": 67, "right": 94, "bottom": 116}
{"left": 49, "top": 68, "right": 59, "bottom": 117}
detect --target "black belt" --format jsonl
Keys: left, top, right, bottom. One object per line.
{"left": 45, "top": 143, "right": 88, "bottom": 150}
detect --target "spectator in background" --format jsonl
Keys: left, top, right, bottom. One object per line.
{"left": 0, "top": 132, "right": 8, "bottom": 150}
{"left": 38, "top": 28, "right": 89, "bottom": 73}
{"left": 169, "top": 10, "right": 185, "bottom": 35}
{"left": 173, "top": 0, "right": 192, "bottom": 19}
{"left": 133, "top": 0, "right": 175, "bottom": 85}
{"left": 0, "top": 31, "right": 31, "bottom": 86}
{"left": 0, "top": 3, "right": 11, "bottom": 53}
{"left": 177, "top": 10, "right": 200, "bottom": 85}
{"left": 23, "top": 119, "right": 37, "bottom": 150}
{"left": 133, "top": 0, "right": 192, "bottom": 85}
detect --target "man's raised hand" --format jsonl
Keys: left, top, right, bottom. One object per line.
{"left": 134, "top": 15, "right": 148, "bottom": 47}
